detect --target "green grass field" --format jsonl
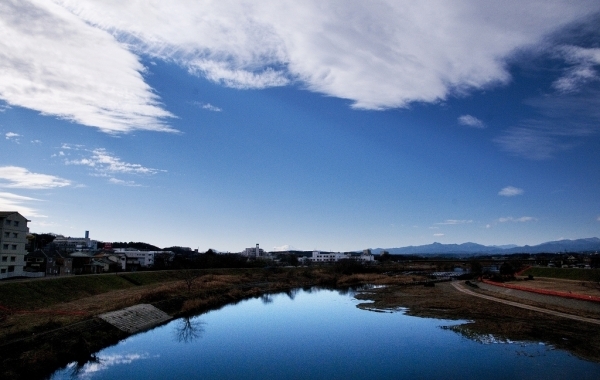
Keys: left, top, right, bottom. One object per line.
{"left": 522, "top": 266, "right": 600, "bottom": 282}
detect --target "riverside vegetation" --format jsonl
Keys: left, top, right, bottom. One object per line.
{"left": 1, "top": 263, "right": 600, "bottom": 379}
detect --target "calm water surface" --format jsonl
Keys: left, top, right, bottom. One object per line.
{"left": 51, "top": 287, "right": 600, "bottom": 379}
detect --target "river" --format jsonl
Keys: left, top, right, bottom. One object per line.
{"left": 50, "top": 287, "right": 600, "bottom": 379}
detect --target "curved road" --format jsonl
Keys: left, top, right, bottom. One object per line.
{"left": 451, "top": 281, "right": 600, "bottom": 326}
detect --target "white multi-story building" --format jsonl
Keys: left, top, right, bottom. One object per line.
{"left": 310, "top": 250, "right": 375, "bottom": 263}
{"left": 52, "top": 231, "right": 98, "bottom": 252}
{"left": 0, "top": 212, "right": 29, "bottom": 279}
{"left": 242, "top": 244, "right": 265, "bottom": 258}
{"left": 310, "top": 251, "right": 351, "bottom": 262}
{"left": 113, "top": 248, "right": 156, "bottom": 268}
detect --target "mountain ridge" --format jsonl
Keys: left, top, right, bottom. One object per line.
{"left": 370, "top": 237, "right": 600, "bottom": 255}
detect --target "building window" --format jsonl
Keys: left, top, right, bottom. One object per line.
{"left": 8, "top": 266, "right": 14, "bottom": 272}
{"left": 1, "top": 256, "right": 6, "bottom": 262}
{"left": 2, "top": 244, "right": 7, "bottom": 250}
{"left": 5, "top": 219, "right": 10, "bottom": 225}
{"left": 10, "top": 256, "right": 16, "bottom": 262}
{"left": 3, "top": 232, "right": 8, "bottom": 238}
{"left": 11, "top": 245, "right": 17, "bottom": 250}
{"left": 13, "top": 221, "right": 19, "bottom": 227}
{"left": 13, "top": 233, "right": 18, "bottom": 238}
{"left": 0, "top": 268, "right": 5, "bottom": 273}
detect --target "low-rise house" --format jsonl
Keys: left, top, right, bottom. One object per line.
{"left": 70, "top": 251, "right": 95, "bottom": 274}
{"left": 25, "top": 249, "right": 73, "bottom": 276}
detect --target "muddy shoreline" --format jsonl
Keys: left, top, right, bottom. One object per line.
{"left": 355, "top": 281, "right": 600, "bottom": 363}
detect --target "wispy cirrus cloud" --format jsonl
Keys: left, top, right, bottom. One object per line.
{"left": 498, "top": 216, "right": 536, "bottom": 223}
{"left": 495, "top": 86, "right": 600, "bottom": 160}
{"left": 435, "top": 219, "right": 473, "bottom": 225}
{"left": 498, "top": 186, "right": 524, "bottom": 196}
{"left": 0, "top": 192, "right": 45, "bottom": 218}
{"left": 0, "top": 166, "right": 71, "bottom": 189}
{"left": 109, "top": 178, "right": 142, "bottom": 187}
{"left": 0, "top": 0, "right": 596, "bottom": 136}
{"left": 458, "top": 115, "right": 485, "bottom": 128}
{"left": 61, "top": 145, "right": 164, "bottom": 184}
{"left": 433, "top": 233, "right": 445, "bottom": 237}
{"left": 553, "top": 46, "right": 600, "bottom": 93}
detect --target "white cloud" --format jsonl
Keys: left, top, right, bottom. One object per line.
{"left": 109, "top": 178, "right": 141, "bottom": 187}
{"left": 0, "top": 166, "right": 71, "bottom": 189}
{"left": 0, "top": 0, "right": 175, "bottom": 134}
{"left": 5, "top": 132, "right": 20, "bottom": 140}
{"left": 458, "top": 115, "right": 485, "bottom": 128}
{"left": 498, "top": 216, "right": 536, "bottom": 223}
{"left": 498, "top": 186, "right": 524, "bottom": 196}
{"left": 433, "top": 233, "right": 444, "bottom": 237}
{"left": 65, "top": 148, "right": 163, "bottom": 176}
{"left": 436, "top": 219, "right": 473, "bottom": 225}
{"left": 0, "top": 0, "right": 594, "bottom": 132}
{"left": 194, "top": 102, "right": 222, "bottom": 112}
{"left": 553, "top": 46, "right": 600, "bottom": 92}
{"left": 597, "top": 216, "right": 600, "bottom": 222}
{"left": 0, "top": 192, "right": 45, "bottom": 218}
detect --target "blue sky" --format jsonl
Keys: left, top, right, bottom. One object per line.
{"left": 1, "top": 1, "right": 600, "bottom": 252}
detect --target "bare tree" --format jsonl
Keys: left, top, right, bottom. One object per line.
{"left": 181, "top": 270, "right": 200, "bottom": 292}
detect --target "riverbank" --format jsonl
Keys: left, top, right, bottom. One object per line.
{"left": 355, "top": 280, "right": 600, "bottom": 362}
{"left": 4, "top": 266, "right": 600, "bottom": 378}
{"left": 0, "top": 267, "right": 423, "bottom": 379}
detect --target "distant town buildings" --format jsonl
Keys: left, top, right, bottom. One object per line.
{"left": 0, "top": 212, "right": 30, "bottom": 279}
{"left": 51, "top": 231, "right": 98, "bottom": 252}
{"left": 310, "top": 250, "right": 375, "bottom": 263}
{"left": 242, "top": 244, "right": 265, "bottom": 258}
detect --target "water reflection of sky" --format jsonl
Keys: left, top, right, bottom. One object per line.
{"left": 53, "top": 353, "right": 156, "bottom": 379}
{"left": 50, "top": 287, "right": 600, "bottom": 380}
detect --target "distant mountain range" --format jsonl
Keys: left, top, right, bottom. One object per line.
{"left": 370, "top": 237, "right": 600, "bottom": 255}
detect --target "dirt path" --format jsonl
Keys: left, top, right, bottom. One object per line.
{"left": 451, "top": 281, "right": 600, "bottom": 326}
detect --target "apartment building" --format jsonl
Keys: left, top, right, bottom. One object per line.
{"left": 0, "top": 212, "right": 30, "bottom": 279}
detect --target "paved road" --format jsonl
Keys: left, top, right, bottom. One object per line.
{"left": 451, "top": 281, "right": 600, "bottom": 326}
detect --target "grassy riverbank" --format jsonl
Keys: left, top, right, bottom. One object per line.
{"left": 5, "top": 265, "right": 600, "bottom": 378}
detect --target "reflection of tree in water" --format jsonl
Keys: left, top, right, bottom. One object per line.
{"left": 174, "top": 317, "right": 206, "bottom": 343}
{"left": 69, "top": 337, "right": 100, "bottom": 378}
{"left": 261, "top": 294, "right": 274, "bottom": 304}
{"left": 285, "top": 288, "right": 299, "bottom": 300}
